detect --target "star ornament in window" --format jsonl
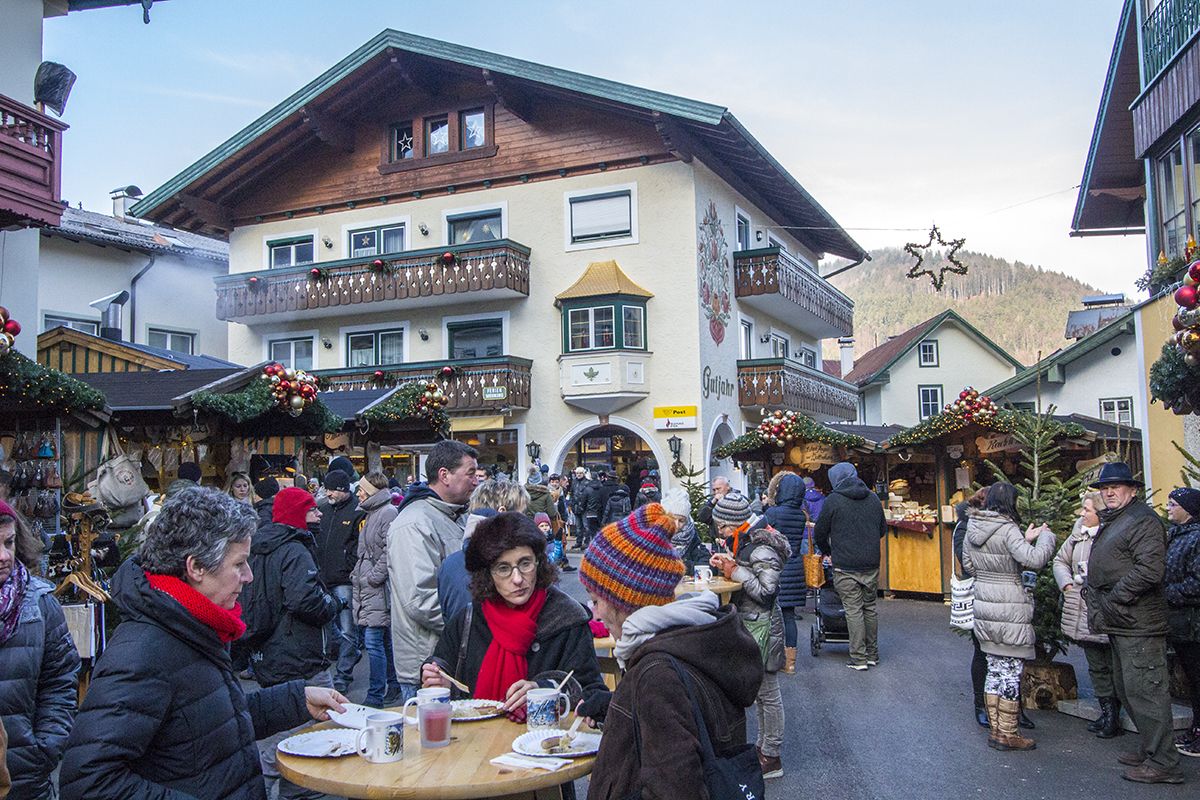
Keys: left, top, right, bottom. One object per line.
{"left": 904, "top": 225, "right": 968, "bottom": 291}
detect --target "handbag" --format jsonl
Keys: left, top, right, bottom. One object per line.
{"left": 803, "top": 523, "right": 826, "bottom": 589}
{"left": 89, "top": 431, "right": 150, "bottom": 512}
{"left": 949, "top": 571, "right": 975, "bottom": 631}
{"left": 741, "top": 612, "right": 772, "bottom": 666}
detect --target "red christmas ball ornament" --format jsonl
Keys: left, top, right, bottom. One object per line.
{"left": 372, "top": 259, "right": 384, "bottom": 268}
{"left": 441, "top": 365, "right": 454, "bottom": 378}
{"left": 1190, "top": 261, "right": 1200, "bottom": 283}
{"left": 441, "top": 251, "right": 456, "bottom": 265}
{"left": 3, "top": 319, "right": 19, "bottom": 337}
{"left": 310, "top": 267, "right": 322, "bottom": 278}
{"left": 1176, "top": 284, "right": 1199, "bottom": 309}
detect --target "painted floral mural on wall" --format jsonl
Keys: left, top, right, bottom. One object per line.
{"left": 697, "top": 200, "right": 731, "bottom": 344}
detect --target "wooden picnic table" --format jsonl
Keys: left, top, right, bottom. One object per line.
{"left": 277, "top": 714, "right": 594, "bottom": 799}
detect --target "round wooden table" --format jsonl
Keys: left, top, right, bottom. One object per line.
{"left": 676, "top": 577, "right": 742, "bottom": 605}
{"left": 276, "top": 714, "right": 595, "bottom": 800}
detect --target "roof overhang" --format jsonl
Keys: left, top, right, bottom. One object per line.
{"left": 130, "top": 29, "right": 865, "bottom": 261}
{"left": 1071, "top": 0, "right": 1146, "bottom": 236}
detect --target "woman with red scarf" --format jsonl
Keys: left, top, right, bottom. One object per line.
{"left": 59, "top": 487, "right": 347, "bottom": 800}
{"left": 423, "top": 512, "right": 608, "bottom": 722}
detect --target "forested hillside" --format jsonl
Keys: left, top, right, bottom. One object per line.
{"left": 828, "top": 248, "right": 1104, "bottom": 365}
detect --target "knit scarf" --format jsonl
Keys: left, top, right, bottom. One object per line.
{"left": 145, "top": 571, "right": 247, "bottom": 644}
{"left": 475, "top": 588, "right": 548, "bottom": 702}
{"left": 0, "top": 560, "right": 29, "bottom": 645}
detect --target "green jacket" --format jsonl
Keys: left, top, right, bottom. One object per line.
{"left": 1084, "top": 500, "right": 1169, "bottom": 638}
{"left": 524, "top": 484, "right": 560, "bottom": 521}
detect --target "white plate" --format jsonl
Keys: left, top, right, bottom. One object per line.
{"left": 402, "top": 699, "right": 506, "bottom": 724}
{"left": 512, "top": 729, "right": 601, "bottom": 758}
{"left": 278, "top": 729, "right": 358, "bottom": 758}
{"left": 328, "top": 702, "right": 381, "bottom": 730}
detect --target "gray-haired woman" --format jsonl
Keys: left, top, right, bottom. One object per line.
{"left": 59, "top": 487, "right": 347, "bottom": 800}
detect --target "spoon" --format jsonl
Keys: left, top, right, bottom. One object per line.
{"left": 540, "top": 714, "right": 585, "bottom": 753}
{"left": 552, "top": 669, "right": 575, "bottom": 694}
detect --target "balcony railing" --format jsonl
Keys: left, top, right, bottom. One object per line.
{"left": 0, "top": 93, "right": 67, "bottom": 229}
{"left": 737, "top": 358, "right": 858, "bottom": 421}
{"left": 733, "top": 247, "right": 854, "bottom": 339}
{"left": 1142, "top": 0, "right": 1200, "bottom": 82}
{"left": 214, "top": 239, "right": 531, "bottom": 322}
{"left": 314, "top": 356, "right": 532, "bottom": 413}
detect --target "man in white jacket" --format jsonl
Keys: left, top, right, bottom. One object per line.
{"left": 387, "top": 440, "right": 479, "bottom": 701}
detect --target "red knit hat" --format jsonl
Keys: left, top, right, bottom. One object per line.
{"left": 272, "top": 487, "right": 316, "bottom": 528}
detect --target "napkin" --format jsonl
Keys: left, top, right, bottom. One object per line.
{"left": 490, "top": 753, "right": 571, "bottom": 772}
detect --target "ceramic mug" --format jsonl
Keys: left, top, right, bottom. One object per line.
{"left": 525, "top": 688, "right": 569, "bottom": 731}
{"left": 402, "top": 687, "right": 452, "bottom": 748}
{"left": 694, "top": 565, "right": 713, "bottom": 583}
{"left": 355, "top": 711, "right": 404, "bottom": 764}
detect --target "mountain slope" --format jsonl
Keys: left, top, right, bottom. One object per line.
{"left": 827, "top": 248, "right": 1103, "bottom": 366}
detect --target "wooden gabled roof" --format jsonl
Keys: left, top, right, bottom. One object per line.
{"left": 555, "top": 260, "right": 653, "bottom": 303}
{"left": 131, "top": 29, "right": 866, "bottom": 261}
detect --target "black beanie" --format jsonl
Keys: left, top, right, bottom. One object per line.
{"left": 324, "top": 470, "right": 351, "bottom": 492}
{"left": 254, "top": 476, "right": 280, "bottom": 499}
{"left": 178, "top": 462, "right": 201, "bottom": 482}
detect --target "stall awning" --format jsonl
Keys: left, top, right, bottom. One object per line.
{"left": 450, "top": 415, "right": 507, "bottom": 433}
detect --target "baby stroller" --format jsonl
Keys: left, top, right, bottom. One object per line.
{"left": 810, "top": 564, "right": 849, "bottom": 656}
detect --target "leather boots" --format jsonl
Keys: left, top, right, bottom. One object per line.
{"left": 1096, "top": 696, "right": 1125, "bottom": 739}
{"left": 990, "top": 697, "right": 1036, "bottom": 751}
{"left": 783, "top": 647, "right": 797, "bottom": 674}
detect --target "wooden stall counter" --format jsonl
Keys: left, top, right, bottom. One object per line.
{"left": 277, "top": 716, "right": 594, "bottom": 800}
{"left": 676, "top": 577, "right": 742, "bottom": 605}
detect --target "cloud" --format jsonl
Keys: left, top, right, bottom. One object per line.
{"left": 138, "top": 85, "right": 268, "bottom": 109}
{"left": 193, "top": 47, "right": 331, "bottom": 81}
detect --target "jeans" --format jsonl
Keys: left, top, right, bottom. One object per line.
{"left": 831, "top": 568, "right": 879, "bottom": 665}
{"left": 395, "top": 682, "right": 420, "bottom": 704}
{"left": 363, "top": 625, "right": 401, "bottom": 706}
{"left": 330, "top": 584, "right": 361, "bottom": 689}
{"left": 261, "top": 669, "right": 333, "bottom": 799}
{"left": 754, "top": 671, "right": 785, "bottom": 758}
{"left": 781, "top": 607, "right": 799, "bottom": 649}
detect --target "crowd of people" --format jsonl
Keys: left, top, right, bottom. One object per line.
{"left": 0, "top": 446, "right": 1196, "bottom": 797}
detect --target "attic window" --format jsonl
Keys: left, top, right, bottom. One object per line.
{"left": 380, "top": 103, "right": 497, "bottom": 175}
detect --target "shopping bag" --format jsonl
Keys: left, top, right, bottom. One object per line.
{"left": 803, "top": 523, "right": 825, "bottom": 588}
{"left": 949, "top": 573, "right": 975, "bottom": 631}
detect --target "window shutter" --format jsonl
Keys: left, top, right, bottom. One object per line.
{"left": 571, "top": 194, "right": 631, "bottom": 241}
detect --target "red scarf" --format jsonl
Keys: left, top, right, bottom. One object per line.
{"left": 475, "top": 588, "right": 549, "bottom": 702}
{"left": 146, "top": 571, "right": 247, "bottom": 644}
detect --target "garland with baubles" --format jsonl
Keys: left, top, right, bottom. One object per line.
{"left": 360, "top": 380, "right": 451, "bottom": 436}
{"left": 714, "top": 409, "right": 866, "bottom": 459}
{"left": 886, "top": 399, "right": 1086, "bottom": 448}
{"left": 0, "top": 305, "right": 22, "bottom": 355}
{"left": 1150, "top": 238, "right": 1200, "bottom": 415}
{"left": 0, "top": 350, "right": 106, "bottom": 415}
{"left": 944, "top": 386, "right": 998, "bottom": 423}
{"left": 260, "top": 362, "right": 319, "bottom": 417}
{"left": 371, "top": 364, "right": 459, "bottom": 388}
{"left": 192, "top": 377, "right": 343, "bottom": 434}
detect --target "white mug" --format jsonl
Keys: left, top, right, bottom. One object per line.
{"left": 355, "top": 711, "right": 404, "bottom": 764}
{"left": 525, "top": 687, "right": 569, "bottom": 731}
{"left": 694, "top": 565, "right": 713, "bottom": 583}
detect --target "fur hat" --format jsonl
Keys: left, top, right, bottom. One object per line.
{"left": 579, "top": 503, "right": 684, "bottom": 613}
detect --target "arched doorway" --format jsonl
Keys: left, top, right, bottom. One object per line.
{"left": 551, "top": 418, "right": 667, "bottom": 493}
{"left": 707, "top": 419, "right": 737, "bottom": 487}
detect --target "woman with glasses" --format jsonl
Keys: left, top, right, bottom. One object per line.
{"left": 422, "top": 512, "right": 607, "bottom": 721}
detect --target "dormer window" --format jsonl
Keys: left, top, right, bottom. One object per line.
{"left": 381, "top": 103, "right": 496, "bottom": 175}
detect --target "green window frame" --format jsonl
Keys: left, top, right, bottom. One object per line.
{"left": 447, "top": 318, "right": 503, "bottom": 359}
{"left": 561, "top": 298, "right": 648, "bottom": 354}
{"left": 447, "top": 210, "right": 502, "bottom": 245}
{"left": 267, "top": 236, "right": 314, "bottom": 268}
{"left": 918, "top": 384, "right": 943, "bottom": 420}
{"left": 349, "top": 224, "right": 406, "bottom": 258}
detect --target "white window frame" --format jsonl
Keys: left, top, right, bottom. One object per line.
{"left": 918, "top": 385, "right": 944, "bottom": 420}
{"left": 337, "top": 321, "right": 411, "bottom": 367}
{"left": 42, "top": 313, "right": 99, "bottom": 335}
{"left": 769, "top": 332, "right": 790, "bottom": 360}
{"left": 738, "top": 313, "right": 756, "bottom": 360}
{"left": 265, "top": 329, "right": 319, "bottom": 370}
{"left": 566, "top": 305, "right": 617, "bottom": 353}
{"left": 800, "top": 346, "right": 818, "bottom": 369}
{"left": 622, "top": 305, "right": 645, "bottom": 350}
{"left": 1099, "top": 397, "right": 1134, "bottom": 427}
{"left": 563, "top": 182, "right": 639, "bottom": 251}
{"left": 146, "top": 326, "right": 196, "bottom": 355}
{"left": 734, "top": 207, "right": 752, "bottom": 252}
{"left": 340, "top": 214, "right": 412, "bottom": 259}
{"left": 442, "top": 201, "right": 508, "bottom": 246}
{"left": 261, "top": 229, "right": 319, "bottom": 269}
{"left": 766, "top": 233, "right": 786, "bottom": 252}
{"left": 918, "top": 339, "right": 939, "bottom": 367}
{"left": 440, "top": 310, "right": 510, "bottom": 360}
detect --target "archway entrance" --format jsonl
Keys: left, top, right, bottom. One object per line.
{"left": 560, "top": 424, "right": 660, "bottom": 492}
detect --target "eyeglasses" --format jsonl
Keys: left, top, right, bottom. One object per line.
{"left": 491, "top": 557, "right": 537, "bottom": 580}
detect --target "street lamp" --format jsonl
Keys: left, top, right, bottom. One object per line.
{"left": 667, "top": 435, "right": 683, "bottom": 463}
{"left": 526, "top": 440, "right": 541, "bottom": 462}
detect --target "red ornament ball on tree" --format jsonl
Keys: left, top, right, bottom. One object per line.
{"left": 3, "top": 319, "right": 20, "bottom": 337}
{"left": 1190, "top": 261, "right": 1200, "bottom": 283}
{"left": 1176, "top": 284, "right": 1199, "bottom": 308}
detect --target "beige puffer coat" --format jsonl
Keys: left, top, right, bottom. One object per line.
{"left": 1052, "top": 519, "right": 1107, "bottom": 645}
{"left": 961, "top": 509, "right": 1056, "bottom": 660}
{"left": 351, "top": 490, "right": 398, "bottom": 628}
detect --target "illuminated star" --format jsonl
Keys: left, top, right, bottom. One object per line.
{"left": 904, "top": 225, "right": 967, "bottom": 291}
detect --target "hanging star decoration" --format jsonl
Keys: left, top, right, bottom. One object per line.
{"left": 904, "top": 224, "right": 967, "bottom": 290}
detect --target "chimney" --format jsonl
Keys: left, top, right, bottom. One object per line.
{"left": 88, "top": 291, "right": 130, "bottom": 342}
{"left": 109, "top": 184, "right": 143, "bottom": 221}
{"left": 838, "top": 337, "right": 855, "bottom": 377}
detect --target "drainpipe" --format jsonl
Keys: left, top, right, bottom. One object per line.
{"left": 821, "top": 252, "right": 871, "bottom": 281}
{"left": 128, "top": 253, "right": 157, "bottom": 344}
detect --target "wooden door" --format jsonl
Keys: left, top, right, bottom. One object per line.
{"left": 886, "top": 527, "right": 942, "bottom": 593}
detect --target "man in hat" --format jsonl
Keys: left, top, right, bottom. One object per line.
{"left": 316, "top": 470, "right": 365, "bottom": 694}
{"left": 1084, "top": 462, "right": 1183, "bottom": 784}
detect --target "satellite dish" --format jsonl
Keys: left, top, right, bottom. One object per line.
{"left": 34, "top": 62, "right": 76, "bottom": 117}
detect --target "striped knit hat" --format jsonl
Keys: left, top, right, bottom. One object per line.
{"left": 579, "top": 503, "right": 685, "bottom": 613}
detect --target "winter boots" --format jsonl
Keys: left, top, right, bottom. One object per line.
{"left": 783, "top": 647, "right": 797, "bottom": 674}
{"left": 1095, "top": 696, "right": 1125, "bottom": 739}
{"left": 986, "top": 694, "right": 1036, "bottom": 751}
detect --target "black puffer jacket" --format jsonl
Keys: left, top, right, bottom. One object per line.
{"left": 1164, "top": 519, "right": 1200, "bottom": 642}
{"left": 426, "top": 586, "right": 609, "bottom": 718}
{"left": 316, "top": 495, "right": 364, "bottom": 587}
{"left": 59, "top": 558, "right": 310, "bottom": 800}
{"left": 252, "top": 498, "right": 274, "bottom": 528}
{"left": 1085, "top": 500, "right": 1169, "bottom": 637}
{"left": 243, "top": 522, "right": 339, "bottom": 687}
{"left": 0, "top": 574, "right": 79, "bottom": 800}
{"left": 763, "top": 473, "right": 809, "bottom": 608}
{"left": 813, "top": 477, "right": 886, "bottom": 571}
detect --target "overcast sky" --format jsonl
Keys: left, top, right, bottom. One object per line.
{"left": 45, "top": 0, "right": 1145, "bottom": 295}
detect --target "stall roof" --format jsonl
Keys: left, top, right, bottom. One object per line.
{"left": 76, "top": 369, "right": 241, "bottom": 411}
{"left": 825, "top": 423, "right": 906, "bottom": 446}
{"left": 1054, "top": 413, "right": 1140, "bottom": 441}
{"left": 318, "top": 388, "right": 395, "bottom": 420}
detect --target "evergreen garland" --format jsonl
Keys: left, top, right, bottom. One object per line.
{"left": 1149, "top": 340, "right": 1200, "bottom": 414}
{"left": 192, "top": 379, "right": 343, "bottom": 434}
{"left": 886, "top": 408, "right": 1086, "bottom": 449}
{"left": 713, "top": 414, "right": 866, "bottom": 460}
{"left": 359, "top": 381, "right": 451, "bottom": 437}
{"left": 0, "top": 351, "right": 105, "bottom": 415}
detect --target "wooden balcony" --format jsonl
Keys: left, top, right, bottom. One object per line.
{"left": 314, "top": 355, "right": 532, "bottom": 413}
{"left": 0, "top": 93, "right": 67, "bottom": 229}
{"left": 1133, "top": 0, "right": 1200, "bottom": 155}
{"left": 737, "top": 358, "right": 858, "bottom": 421}
{"left": 214, "top": 240, "right": 530, "bottom": 323}
{"left": 1141, "top": 0, "right": 1200, "bottom": 83}
{"left": 733, "top": 247, "right": 854, "bottom": 339}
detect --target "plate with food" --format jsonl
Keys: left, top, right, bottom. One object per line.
{"left": 278, "top": 729, "right": 358, "bottom": 758}
{"left": 512, "top": 729, "right": 601, "bottom": 758}
{"left": 402, "top": 699, "right": 505, "bottom": 724}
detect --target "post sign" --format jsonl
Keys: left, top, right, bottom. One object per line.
{"left": 482, "top": 386, "right": 508, "bottom": 401}
{"left": 653, "top": 405, "right": 698, "bottom": 430}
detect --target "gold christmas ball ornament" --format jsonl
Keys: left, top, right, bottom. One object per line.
{"left": 290, "top": 395, "right": 306, "bottom": 410}
{"left": 1182, "top": 329, "right": 1200, "bottom": 351}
